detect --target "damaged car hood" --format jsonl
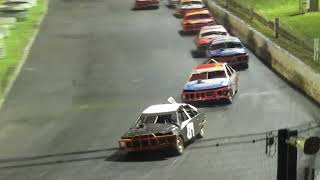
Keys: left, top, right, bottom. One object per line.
{"left": 184, "top": 78, "right": 229, "bottom": 91}
{"left": 122, "top": 123, "right": 178, "bottom": 138}
{"left": 209, "top": 48, "right": 246, "bottom": 56}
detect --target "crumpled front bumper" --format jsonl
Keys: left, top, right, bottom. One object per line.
{"left": 119, "top": 134, "right": 177, "bottom": 152}
{"left": 182, "top": 87, "right": 232, "bottom": 103}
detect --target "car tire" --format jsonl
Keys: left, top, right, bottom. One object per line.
{"left": 173, "top": 136, "right": 184, "bottom": 155}
{"left": 224, "top": 90, "right": 233, "bottom": 104}
{"left": 127, "top": 151, "right": 139, "bottom": 157}
{"left": 242, "top": 63, "right": 249, "bottom": 69}
{"left": 197, "top": 127, "right": 204, "bottom": 138}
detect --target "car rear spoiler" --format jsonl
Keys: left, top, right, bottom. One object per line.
{"left": 205, "top": 58, "right": 218, "bottom": 64}
{"left": 182, "top": 8, "right": 210, "bottom": 18}
{"left": 168, "top": 97, "right": 177, "bottom": 104}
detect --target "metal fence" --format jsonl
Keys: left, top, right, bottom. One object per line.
{"left": 193, "top": 131, "right": 277, "bottom": 180}
{"left": 192, "top": 121, "right": 320, "bottom": 180}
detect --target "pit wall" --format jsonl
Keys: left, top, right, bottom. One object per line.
{"left": 205, "top": 0, "right": 320, "bottom": 103}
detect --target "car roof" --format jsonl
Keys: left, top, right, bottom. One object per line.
{"left": 200, "top": 25, "right": 227, "bottom": 34}
{"left": 185, "top": 9, "right": 210, "bottom": 16}
{"left": 142, "top": 103, "right": 186, "bottom": 114}
{"left": 211, "top": 36, "right": 241, "bottom": 45}
{"left": 192, "top": 63, "right": 225, "bottom": 74}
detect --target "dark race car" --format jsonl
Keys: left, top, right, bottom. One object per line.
{"left": 118, "top": 102, "right": 206, "bottom": 155}
{"left": 133, "top": 0, "right": 160, "bottom": 10}
{"left": 206, "top": 36, "right": 249, "bottom": 69}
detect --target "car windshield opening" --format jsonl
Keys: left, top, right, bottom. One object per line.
{"left": 226, "top": 42, "right": 243, "bottom": 48}
{"left": 208, "top": 70, "right": 226, "bottom": 79}
{"left": 137, "top": 114, "right": 177, "bottom": 125}
{"left": 199, "top": 14, "right": 211, "bottom": 19}
{"left": 201, "top": 31, "right": 226, "bottom": 37}
{"left": 186, "top": 14, "right": 210, "bottom": 20}
{"left": 190, "top": 72, "right": 208, "bottom": 81}
{"left": 182, "top": 1, "right": 202, "bottom": 5}
{"left": 186, "top": 15, "right": 200, "bottom": 20}
{"left": 210, "top": 43, "right": 225, "bottom": 50}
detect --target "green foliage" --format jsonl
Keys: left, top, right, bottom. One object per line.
{"left": 237, "top": 0, "right": 320, "bottom": 39}
{"left": 0, "top": 0, "right": 47, "bottom": 94}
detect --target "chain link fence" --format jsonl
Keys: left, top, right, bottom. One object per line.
{"left": 192, "top": 121, "right": 320, "bottom": 180}
{"left": 193, "top": 132, "right": 277, "bottom": 180}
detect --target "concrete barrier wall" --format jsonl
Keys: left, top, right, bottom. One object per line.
{"left": 206, "top": 1, "right": 320, "bottom": 103}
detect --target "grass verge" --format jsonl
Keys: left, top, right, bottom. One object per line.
{"left": 0, "top": 0, "right": 47, "bottom": 96}
{"left": 234, "top": 0, "right": 320, "bottom": 39}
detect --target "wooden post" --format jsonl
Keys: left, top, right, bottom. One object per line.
{"left": 307, "top": 0, "right": 319, "bottom": 12}
{"left": 224, "top": 0, "right": 228, "bottom": 8}
{"left": 311, "top": 168, "right": 315, "bottom": 180}
{"left": 314, "top": 38, "right": 319, "bottom": 63}
{"left": 274, "top": 18, "right": 280, "bottom": 39}
{"left": 304, "top": 167, "right": 309, "bottom": 180}
{"left": 0, "top": 38, "right": 5, "bottom": 59}
{"left": 300, "top": 0, "right": 304, "bottom": 13}
{"left": 249, "top": 7, "right": 254, "bottom": 21}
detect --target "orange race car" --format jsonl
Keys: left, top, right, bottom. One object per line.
{"left": 181, "top": 10, "right": 216, "bottom": 33}
{"left": 176, "top": 0, "right": 205, "bottom": 18}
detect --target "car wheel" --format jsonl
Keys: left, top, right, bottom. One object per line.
{"left": 173, "top": 136, "right": 184, "bottom": 155}
{"left": 197, "top": 127, "right": 204, "bottom": 138}
{"left": 225, "top": 91, "right": 233, "bottom": 104}
{"left": 127, "top": 151, "right": 139, "bottom": 157}
{"left": 242, "top": 63, "right": 249, "bottom": 69}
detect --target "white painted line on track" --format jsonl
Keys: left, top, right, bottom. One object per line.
{"left": 0, "top": 0, "right": 49, "bottom": 110}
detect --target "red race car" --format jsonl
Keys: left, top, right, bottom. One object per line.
{"left": 133, "top": 0, "right": 160, "bottom": 10}
{"left": 181, "top": 10, "right": 215, "bottom": 33}
{"left": 194, "top": 25, "right": 229, "bottom": 56}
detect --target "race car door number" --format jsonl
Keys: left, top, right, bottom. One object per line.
{"left": 187, "top": 122, "right": 195, "bottom": 139}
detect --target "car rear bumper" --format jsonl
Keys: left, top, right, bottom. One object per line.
{"left": 207, "top": 54, "right": 249, "bottom": 66}
{"left": 119, "top": 134, "right": 177, "bottom": 152}
{"left": 168, "top": 0, "right": 179, "bottom": 6}
{"left": 183, "top": 22, "right": 215, "bottom": 32}
{"left": 134, "top": 1, "right": 159, "bottom": 8}
{"left": 182, "top": 87, "right": 232, "bottom": 103}
{"left": 178, "top": 8, "right": 204, "bottom": 17}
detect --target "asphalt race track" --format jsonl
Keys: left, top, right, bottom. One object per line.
{"left": 0, "top": 0, "right": 319, "bottom": 179}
